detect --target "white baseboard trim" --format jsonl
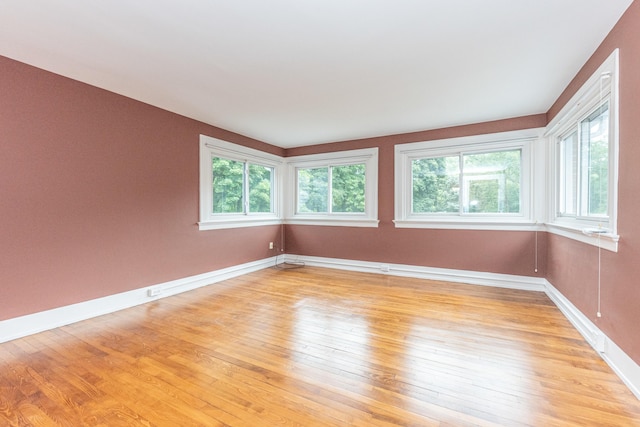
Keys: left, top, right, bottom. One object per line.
{"left": 544, "top": 280, "right": 603, "bottom": 351}
{"left": 3, "top": 253, "right": 638, "bottom": 401}
{"left": 283, "top": 254, "right": 546, "bottom": 291}
{"left": 545, "top": 280, "right": 640, "bottom": 400}
{"left": 0, "top": 257, "right": 278, "bottom": 344}
{"left": 286, "top": 254, "right": 640, "bottom": 399}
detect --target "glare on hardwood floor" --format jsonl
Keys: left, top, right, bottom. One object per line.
{"left": 1, "top": 267, "right": 639, "bottom": 426}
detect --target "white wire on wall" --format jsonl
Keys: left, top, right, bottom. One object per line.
{"left": 583, "top": 227, "right": 607, "bottom": 319}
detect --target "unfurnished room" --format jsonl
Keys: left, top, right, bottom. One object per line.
{"left": 1, "top": 1, "right": 640, "bottom": 425}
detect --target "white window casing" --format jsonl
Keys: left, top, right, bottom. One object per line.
{"left": 394, "top": 128, "right": 543, "bottom": 231}
{"left": 285, "top": 148, "right": 379, "bottom": 227}
{"left": 199, "top": 47, "right": 618, "bottom": 249}
{"left": 199, "top": 135, "right": 283, "bottom": 230}
{"left": 545, "top": 49, "right": 619, "bottom": 252}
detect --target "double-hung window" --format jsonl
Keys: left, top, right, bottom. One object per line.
{"left": 286, "top": 148, "right": 379, "bottom": 227}
{"left": 546, "top": 49, "right": 619, "bottom": 251}
{"left": 395, "top": 129, "right": 539, "bottom": 229}
{"left": 412, "top": 149, "right": 522, "bottom": 215}
{"left": 557, "top": 104, "right": 609, "bottom": 219}
{"left": 199, "top": 136, "right": 282, "bottom": 230}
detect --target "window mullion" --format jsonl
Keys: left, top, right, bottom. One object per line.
{"left": 458, "top": 154, "right": 464, "bottom": 216}
{"left": 555, "top": 138, "right": 569, "bottom": 217}
{"left": 577, "top": 120, "right": 585, "bottom": 218}
{"left": 243, "top": 162, "right": 249, "bottom": 215}
{"left": 327, "top": 166, "right": 333, "bottom": 214}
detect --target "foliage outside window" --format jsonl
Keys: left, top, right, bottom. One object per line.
{"left": 286, "top": 148, "right": 378, "bottom": 227}
{"left": 546, "top": 49, "right": 618, "bottom": 251}
{"left": 199, "top": 136, "right": 281, "bottom": 230}
{"left": 412, "top": 149, "right": 521, "bottom": 215}
{"left": 557, "top": 103, "right": 609, "bottom": 220}
{"left": 332, "top": 164, "right": 366, "bottom": 213}
{"left": 395, "top": 129, "right": 536, "bottom": 229}
{"left": 249, "top": 164, "right": 274, "bottom": 213}
{"left": 297, "top": 164, "right": 366, "bottom": 214}
{"left": 297, "top": 167, "right": 328, "bottom": 213}
{"left": 211, "top": 158, "right": 273, "bottom": 214}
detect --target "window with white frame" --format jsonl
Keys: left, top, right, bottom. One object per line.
{"left": 395, "top": 129, "right": 540, "bottom": 229}
{"left": 286, "top": 148, "right": 379, "bottom": 227}
{"left": 199, "top": 135, "right": 282, "bottom": 230}
{"left": 546, "top": 49, "right": 619, "bottom": 251}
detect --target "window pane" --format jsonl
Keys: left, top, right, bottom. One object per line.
{"left": 462, "top": 150, "right": 521, "bottom": 213}
{"left": 297, "top": 167, "right": 328, "bottom": 213}
{"left": 412, "top": 156, "right": 460, "bottom": 213}
{"left": 332, "top": 164, "right": 366, "bottom": 213}
{"left": 581, "top": 103, "right": 609, "bottom": 217}
{"left": 248, "top": 164, "right": 272, "bottom": 213}
{"left": 559, "top": 131, "right": 578, "bottom": 216}
{"left": 212, "top": 157, "right": 244, "bottom": 213}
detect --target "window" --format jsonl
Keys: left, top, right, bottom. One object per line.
{"left": 546, "top": 49, "right": 619, "bottom": 251}
{"left": 211, "top": 157, "right": 273, "bottom": 214}
{"left": 297, "top": 164, "right": 366, "bottom": 214}
{"left": 412, "top": 149, "right": 522, "bottom": 215}
{"left": 395, "top": 129, "right": 539, "bottom": 229}
{"left": 286, "top": 148, "right": 378, "bottom": 227}
{"left": 199, "top": 136, "right": 282, "bottom": 230}
{"left": 557, "top": 104, "right": 609, "bottom": 219}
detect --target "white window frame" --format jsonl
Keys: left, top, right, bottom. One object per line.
{"left": 285, "top": 148, "right": 379, "bottom": 227}
{"left": 199, "top": 135, "right": 283, "bottom": 230}
{"left": 394, "top": 129, "right": 542, "bottom": 230}
{"left": 545, "top": 49, "right": 619, "bottom": 252}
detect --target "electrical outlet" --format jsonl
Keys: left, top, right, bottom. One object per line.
{"left": 269, "top": 242, "right": 274, "bottom": 249}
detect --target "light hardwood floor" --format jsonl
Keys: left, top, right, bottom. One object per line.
{"left": 1, "top": 267, "right": 639, "bottom": 426}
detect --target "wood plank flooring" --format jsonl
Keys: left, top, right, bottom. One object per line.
{"left": 1, "top": 266, "right": 639, "bottom": 426}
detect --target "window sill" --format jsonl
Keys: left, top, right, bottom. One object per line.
{"left": 545, "top": 222, "right": 619, "bottom": 252}
{"left": 393, "top": 218, "right": 537, "bottom": 231}
{"left": 198, "top": 217, "right": 281, "bottom": 230}
{"left": 285, "top": 217, "right": 379, "bottom": 228}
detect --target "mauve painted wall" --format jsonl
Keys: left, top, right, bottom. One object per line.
{"left": 2, "top": 2, "right": 637, "bottom": 370}
{"left": 0, "top": 55, "right": 284, "bottom": 320}
{"left": 546, "top": 1, "right": 640, "bottom": 364}
{"left": 284, "top": 115, "right": 548, "bottom": 278}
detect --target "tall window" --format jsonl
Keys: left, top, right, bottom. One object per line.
{"left": 199, "top": 136, "right": 282, "bottom": 230}
{"left": 547, "top": 49, "right": 618, "bottom": 250}
{"left": 558, "top": 103, "right": 609, "bottom": 220}
{"left": 286, "top": 148, "right": 378, "bottom": 227}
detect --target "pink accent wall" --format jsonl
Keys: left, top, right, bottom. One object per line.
{"left": 0, "top": 55, "right": 284, "bottom": 320}
{"left": 285, "top": 224, "right": 546, "bottom": 277}
{"left": 285, "top": 115, "right": 548, "bottom": 278}
{"left": 546, "top": 0, "right": 640, "bottom": 364}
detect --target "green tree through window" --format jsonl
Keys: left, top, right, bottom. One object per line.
{"left": 582, "top": 104, "right": 609, "bottom": 216}
{"left": 212, "top": 157, "right": 244, "bottom": 213}
{"left": 412, "top": 156, "right": 459, "bottom": 213}
{"left": 249, "top": 164, "right": 272, "bottom": 213}
{"left": 332, "top": 164, "right": 365, "bottom": 213}
{"left": 297, "top": 164, "right": 366, "bottom": 214}
{"left": 412, "top": 149, "right": 521, "bottom": 215}
{"left": 463, "top": 150, "right": 520, "bottom": 213}
{"left": 298, "top": 167, "right": 328, "bottom": 213}
{"left": 212, "top": 157, "right": 273, "bottom": 214}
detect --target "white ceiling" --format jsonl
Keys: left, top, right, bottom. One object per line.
{"left": 0, "top": 1, "right": 633, "bottom": 148}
